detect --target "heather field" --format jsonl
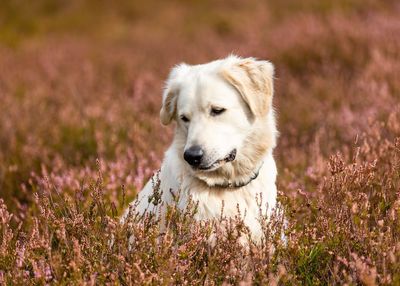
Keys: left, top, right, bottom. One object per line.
{"left": 1, "top": 0, "right": 400, "bottom": 284}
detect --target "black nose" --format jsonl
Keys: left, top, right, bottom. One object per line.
{"left": 184, "top": 145, "right": 204, "bottom": 166}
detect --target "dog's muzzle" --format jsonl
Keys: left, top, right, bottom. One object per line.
{"left": 197, "top": 149, "right": 237, "bottom": 171}
{"left": 224, "top": 149, "right": 237, "bottom": 162}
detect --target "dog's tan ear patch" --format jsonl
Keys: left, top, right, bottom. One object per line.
{"left": 221, "top": 58, "right": 274, "bottom": 117}
{"left": 159, "top": 63, "right": 189, "bottom": 125}
{"left": 160, "top": 86, "right": 178, "bottom": 125}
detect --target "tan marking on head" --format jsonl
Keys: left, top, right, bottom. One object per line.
{"left": 220, "top": 58, "right": 274, "bottom": 118}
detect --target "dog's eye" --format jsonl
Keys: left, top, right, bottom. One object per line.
{"left": 210, "top": 107, "right": 226, "bottom": 116}
{"left": 180, "top": 115, "right": 190, "bottom": 123}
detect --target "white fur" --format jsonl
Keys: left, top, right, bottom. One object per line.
{"left": 121, "top": 55, "right": 278, "bottom": 242}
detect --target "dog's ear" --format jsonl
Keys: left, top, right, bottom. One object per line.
{"left": 220, "top": 57, "right": 274, "bottom": 118}
{"left": 160, "top": 85, "right": 178, "bottom": 125}
{"left": 160, "top": 64, "right": 189, "bottom": 125}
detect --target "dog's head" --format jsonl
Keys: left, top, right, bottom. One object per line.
{"left": 160, "top": 55, "right": 277, "bottom": 181}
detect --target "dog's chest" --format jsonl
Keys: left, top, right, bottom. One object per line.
{"left": 179, "top": 179, "right": 266, "bottom": 222}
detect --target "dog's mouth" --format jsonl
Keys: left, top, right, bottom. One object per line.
{"left": 197, "top": 149, "right": 237, "bottom": 171}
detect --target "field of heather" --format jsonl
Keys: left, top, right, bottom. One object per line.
{"left": 1, "top": 0, "right": 400, "bottom": 284}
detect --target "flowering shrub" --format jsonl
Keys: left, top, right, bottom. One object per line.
{"left": 0, "top": 0, "right": 399, "bottom": 284}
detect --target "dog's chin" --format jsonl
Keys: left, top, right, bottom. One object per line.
{"left": 195, "top": 149, "right": 237, "bottom": 173}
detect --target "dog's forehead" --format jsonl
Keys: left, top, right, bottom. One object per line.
{"left": 177, "top": 71, "right": 240, "bottom": 111}
{"left": 197, "top": 74, "right": 235, "bottom": 99}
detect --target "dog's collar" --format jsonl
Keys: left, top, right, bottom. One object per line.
{"left": 203, "top": 161, "right": 264, "bottom": 189}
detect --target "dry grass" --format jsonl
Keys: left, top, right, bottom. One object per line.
{"left": 1, "top": 0, "right": 400, "bottom": 284}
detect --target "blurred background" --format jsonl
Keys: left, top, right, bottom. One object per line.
{"left": 0, "top": 0, "right": 399, "bottom": 212}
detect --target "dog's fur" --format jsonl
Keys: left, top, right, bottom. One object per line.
{"left": 121, "top": 55, "right": 278, "bottom": 242}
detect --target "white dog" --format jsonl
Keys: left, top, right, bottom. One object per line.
{"left": 122, "top": 55, "right": 278, "bottom": 242}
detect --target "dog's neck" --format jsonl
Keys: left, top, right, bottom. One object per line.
{"left": 205, "top": 161, "right": 264, "bottom": 189}
{"left": 190, "top": 160, "right": 264, "bottom": 190}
